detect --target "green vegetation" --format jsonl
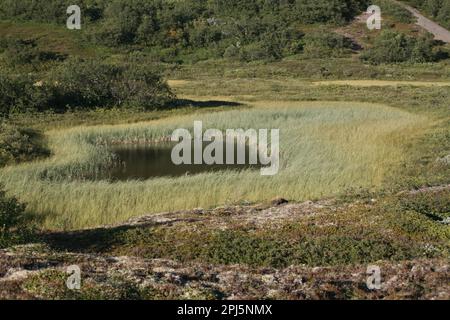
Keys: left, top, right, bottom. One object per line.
{"left": 375, "top": 0, "right": 414, "bottom": 24}
{"left": 0, "top": 123, "right": 49, "bottom": 167}
{"left": 23, "top": 269, "right": 159, "bottom": 300}
{"left": 303, "top": 31, "right": 352, "bottom": 58}
{"left": 0, "top": 0, "right": 418, "bottom": 65}
{"left": 0, "top": 186, "right": 33, "bottom": 248}
{"left": 0, "top": 0, "right": 449, "bottom": 300}
{"left": 405, "top": 0, "right": 450, "bottom": 29}
{"left": 0, "top": 59, "right": 173, "bottom": 115}
{"left": 0, "top": 0, "right": 370, "bottom": 52}
{"left": 361, "top": 30, "right": 439, "bottom": 64}
{"left": 0, "top": 37, "right": 64, "bottom": 66}
{"left": 0, "top": 101, "right": 425, "bottom": 230}
{"left": 48, "top": 58, "right": 174, "bottom": 110}
{"left": 42, "top": 189, "right": 448, "bottom": 269}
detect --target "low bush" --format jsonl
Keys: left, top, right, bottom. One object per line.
{"left": 398, "top": 189, "right": 450, "bottom": 222}
{"left": 0, "top": 0, "right": 102, "bottom": 24}
{"left": 0, "top": 58, "right": 175, "bottom": 114}
{"left": 303, "top": 31, "right": 352, "bottom": 58}
{"left": 0, "top": 74, "right": 51, "bottom": 115}
{"left": 406, "top": 0, "right": 450, "bottom": 29}
{"left": 48, "top": 58, "right": 175, "bottom": 110}
{"left": 0, "top": 186, "right": 32, "bottom": 248}
{"left": 0, "top": 38, "right": 65, "bottom": 66}
{"left": 111, "top": 227, "right": 427, "bottom": 268}
{"left": 361, "top": 30, "right": 438, "bottom": 64}
{"left": 223, "top": 28, "right": 304, "bottom": 61}
{"left": 374, "top": 0, "right": 414, "bottom": 24}
{"left": 0, "top": 123, "right": 50, "bottom": 167}
{"left": 292, "top": 0, "right": 370, "bottom": 24}
{"left": 238, "top": 42, "right": 276, "bottom": 62}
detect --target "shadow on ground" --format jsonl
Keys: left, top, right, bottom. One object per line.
{"left": 42, "top": 225, "right": 144, "bottom": 253}
{"left": 173, "top": 99, "right": 243, "bottom": 108}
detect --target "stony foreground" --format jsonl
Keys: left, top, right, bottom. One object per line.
{"left": 1, "top": 185, "right": 449, "bottom": 300}
{"left": 0, "top": 245, "right": 448, "bottom": 300}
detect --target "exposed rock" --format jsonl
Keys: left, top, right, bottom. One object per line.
{"left": 0, "top": 247, "right": 447, "bottom": 300}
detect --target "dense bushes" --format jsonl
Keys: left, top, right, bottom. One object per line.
{"left": 0, "top": 186, "right": 32, "bottom": 248}
{"left": 303, "top": 31, "right": 352, "bottom": 58}
{"left": 0, "top": 59, "right": 174, "bottom": 114}
{"left": 361, "top": 30, "right": 438, "bottom": 64}
{"left": 224, "top": 30, "right": 304, "bottom": 62}
{"left": 91, "top": 0, "right": 159, "bottom": 46}
{"left": 91, "top": 0, "right": 368, "bottom": 49}
{"left": 0, "top": 123, "right": 49, "bottom": 167}
{"left": 0, "top": 38, "right": 65, "bottom": 66}
{"left": 0, "top": 0, "right": 369, "bottom": 61}
{"left": 0, "top": 0, "right": 447, "bottom": 67}
{"left": 405, "top": 0, "right": 450, "bottom": 29}
{"left": 0, "top": 0, "right": 370, "bottom": 27}
{"left": 292, "top": 0, "right": 369, "bottom": 24}
{"left": 374, "top": 0, "right": 414, "bottom": 24}
{"left": 0, "top": 0, "right": 103, "bottom": 24}
{"left": 48, "top": 58, "right": 174, "bottom": 109}
{"left": 0, "top": 74, "right": 50, "bottom": 114}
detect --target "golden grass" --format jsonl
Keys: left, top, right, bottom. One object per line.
{"left": 313, "top": 80, "right": 450, "bottom": 87}
{"left": 0, "top": 101, "right": 427, "bottom": 230}
{"left": 167, "top": 80, "right": 191, "bottom": 87}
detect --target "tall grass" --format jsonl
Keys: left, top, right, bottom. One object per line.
{"left": 0, "top": 101, "right": 426, "bottom": 230}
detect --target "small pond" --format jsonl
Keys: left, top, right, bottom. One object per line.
{"left": 106, "top": 142, "right": 261, "bottom": 181}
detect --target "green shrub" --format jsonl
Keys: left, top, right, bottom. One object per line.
{"left": 292, "top": 0, "right": 369, "bottom": 24}
{"left": 239, "top": 42, "right": 274, "bottom": 62}
{"left": 0, "top": 74, "right": 51, "bottom": 115}
{"left": 374, "top": 0, "right": 414, "bottom": 24}
{"left": 204, "top": 231, "right": 422, "bottom": 267}
{"left": 406, "top": 0, "right": 450, "bottom": 29}
{"left": 91, "top": 0, "right": 160, "bottom": 46}
{"left": 0, "top": 58, "right": 174, "bottom": 114}
{"left": 411, "top": 35, "right": 438, "bottom": 62}
{"left": 0, "top": 123, "right": 50, "bottom": 167}
{"left": 0, "top": 38, "right": 65, "bottom": 66}
{"left": 49, "top": 59, "right": 122, "bottom": 108}
{"left": 223, "top": 44, "right": 241, "bottom": 59}
{"left": 0, "top": 0, "right": 103, "bottom": 24}
{"left": 2, "top": 39, "right": 41, "bottom": 65}
{"left": 361, "top": 30, "right": 437, "bottom": 64}
{"left": 224, "top": 28, "right": 304, "bottom": 61}
{"left": 0, "top": 186, "right": 32, "bottom": 248}
{"left": 49, "top": 58, "right": 174, "bottom": 110}
{"left": 0, "top": 0, "right": 370, "bottom": 62}
{"left": 117, "top": 64, "right": 175, "bottom": 108}
{"left": 303, "top": 31, "right": 352, "bottom": 58}
{"left": 398, "top": 189, "right": 450, "bottom": 222}
{"left": 112, "top": 227, "right": 429, "bottom": 268}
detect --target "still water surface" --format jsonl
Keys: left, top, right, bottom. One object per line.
{"left": 108, "top": 142, "right": 261, "bottom": 181}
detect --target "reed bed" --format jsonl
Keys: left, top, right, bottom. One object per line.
{"left": 0, "top": 101, "right": 426, "bottom": 230}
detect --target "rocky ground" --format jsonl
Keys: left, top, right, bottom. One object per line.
{"left": 0, "top": 245, "right": 448, "bottom": 300}
{"left": 0, "top": 187, "right": 449, "bottom": 300}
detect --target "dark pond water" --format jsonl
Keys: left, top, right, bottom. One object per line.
{"left": 107, "top": 142, "right": 261, "bottom": 181}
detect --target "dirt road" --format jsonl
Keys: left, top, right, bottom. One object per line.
{"left": 394, "top": 0, "right": 450, "bottom": 43}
